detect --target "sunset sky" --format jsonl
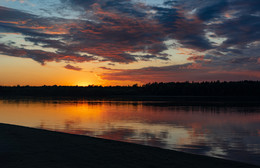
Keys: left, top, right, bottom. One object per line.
{"left": 0, "top": 0, "right": 260, "bottom": 86}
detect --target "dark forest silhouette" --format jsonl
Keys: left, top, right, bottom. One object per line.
{"left": 1, "top": 81, "right": 260, "bottom": 98}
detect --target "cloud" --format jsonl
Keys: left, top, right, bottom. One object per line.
{"left": 0, "top": 4, "right": 170, "bottom": 64}
{"left": 99, "top": 63, "right": 260, "bottom": 82}
{"left": 212, "top": 15, "right": 260, "bottom": 48}
{"left": 0, "top": 0, "right": 260, "bottom": 81}
{"left": 196, "top": 0, "right": 228, "bottom": 21}
{"left": 64, "top": 64, "right": 82, "bottom": 71}
{"left": 6, "top": 0, "right": 25, "bottom": 3}
{"left": 0, "top": 44, "right": 96, "bottom": 65}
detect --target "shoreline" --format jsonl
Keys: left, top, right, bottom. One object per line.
{"left": 0, "top": 123, "right": 258, "bottom": 168}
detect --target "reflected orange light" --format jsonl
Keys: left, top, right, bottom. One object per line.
{"left": 59, "top": 103, "right": 103, "bottom": 121}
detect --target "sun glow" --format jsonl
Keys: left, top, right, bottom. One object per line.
{"left": 76, "top": 81, "right": 92, "bottom": 86}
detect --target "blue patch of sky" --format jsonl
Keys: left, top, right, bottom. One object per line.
{"left": 133, "top": 0, "right": 167, "bottom": 7}
{"left": 0, "top": 0, "right": 81, "bottom": 19}
{"left": 0, "top": 0, "right": 170, "bottom": 20}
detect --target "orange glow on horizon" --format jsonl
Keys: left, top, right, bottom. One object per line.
{"left": 75, "top": 81, "right": 92, "bottom": 86}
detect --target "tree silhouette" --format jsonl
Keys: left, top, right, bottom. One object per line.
{"left": 0, "top": 81, "right": 259, "bottom": 98}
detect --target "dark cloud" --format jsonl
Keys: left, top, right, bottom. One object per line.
{"left": 0, "top": 0, "right": 260, "bottom": 81}
{"left": 99, "top": 67, "right": 114, "bottom": 70}
{"left": 64, "top": 64, "right": 82, "bottom": 71}
{"left": 153, "top": 6, "right": 213, "bottom": 51}
{"left": 0, "top": 44, "right": 96, "bottom": 65}
{"left": 196, "top": 0, "right": 228, "bottom": 21}
{"left": 108, "top": 63, "right": 115, "bottom": 66}
{"left": 212, "top": 15, "right": 260, "bottom": 48}
{"left": 0, "top": 6, "right": 34, "bottom": 21}
{"left": 100, "top": 62, "right": 260, "bottom": 82}
{"left": 0, "top": 3, "right": 170, "bottom": 64}
{"left": 60, "top": 0, "right": 147, "bottom": 17}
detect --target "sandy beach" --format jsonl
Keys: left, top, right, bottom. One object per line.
{"left": 0, "top": 123, "right": 258, "bottom": 168}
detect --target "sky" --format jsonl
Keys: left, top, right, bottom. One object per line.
{"left": 0, "top": 0, "right": 260, "bottom": 86}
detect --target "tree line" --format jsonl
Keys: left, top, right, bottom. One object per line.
{"left": 0, "top": 81, "right": 260, "bottom": 98}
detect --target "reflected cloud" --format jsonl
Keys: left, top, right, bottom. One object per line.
{"left": 97, "top": 128, "right": 136, "bottom": 142}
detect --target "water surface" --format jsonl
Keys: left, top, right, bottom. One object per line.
{"left": 0, "top": 99, "right": 259, "bottom": 165}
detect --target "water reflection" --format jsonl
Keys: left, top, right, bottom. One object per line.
{"left": 0, "top": 99, "right": 259, "bottom": 165}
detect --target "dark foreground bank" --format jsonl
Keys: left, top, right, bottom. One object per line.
{"left": 0, "top": 123, "right": 258, "bottom": 168}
